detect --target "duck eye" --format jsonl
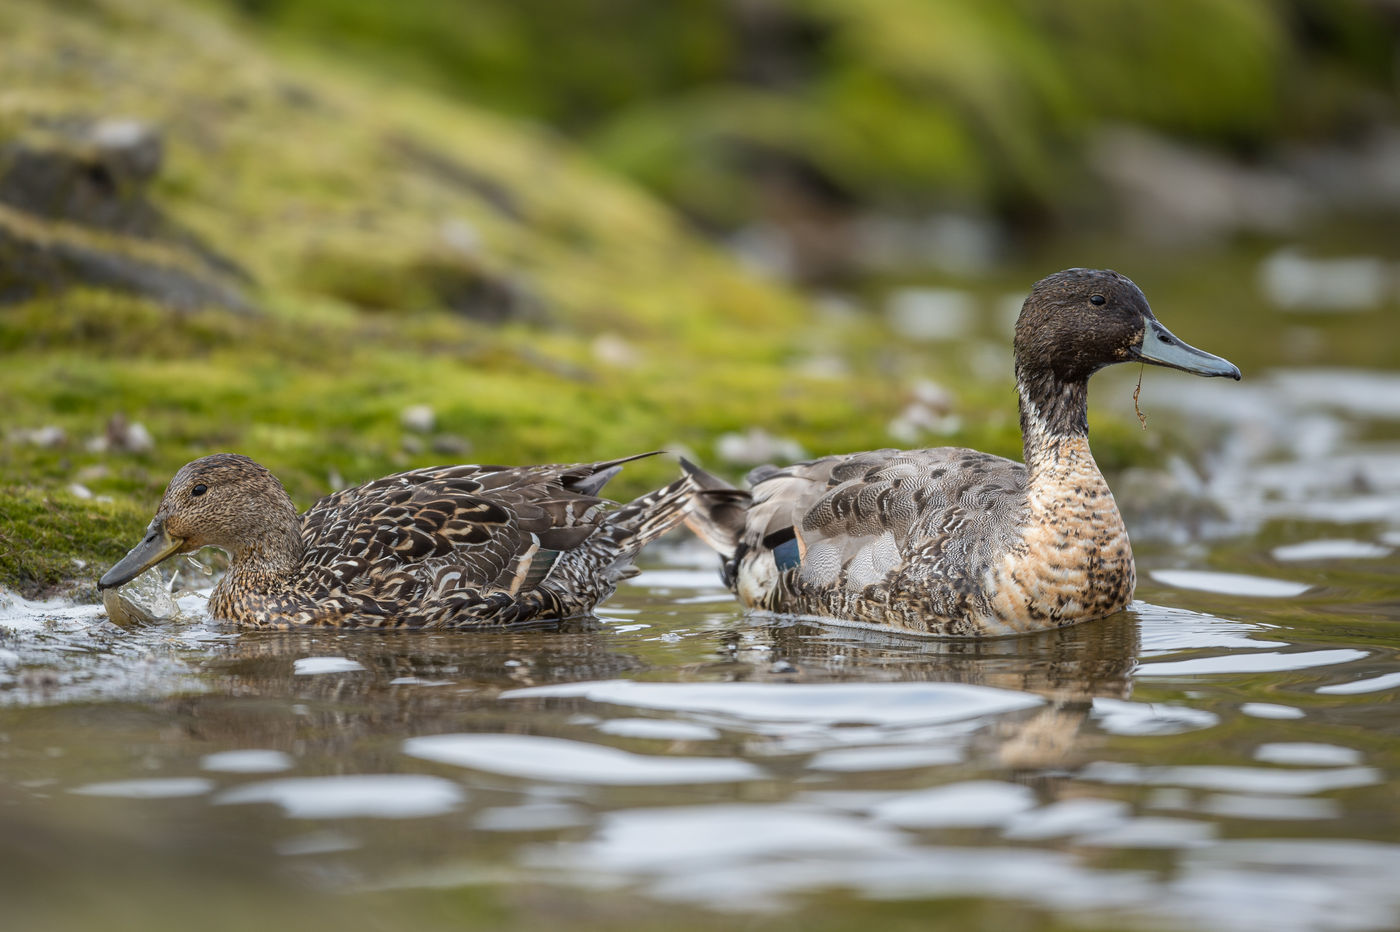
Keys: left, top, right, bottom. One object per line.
{"left": 191, "top": 484, "right": 208, "bottom": 497}
{"left": 1090, "top": 294, "right": 1106, "bottom": 306}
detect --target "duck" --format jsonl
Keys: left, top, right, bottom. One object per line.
{"left": 683, "top": 268, "right": 1241, "bottom": 637}
{"left": 98, "top": 452, "right": 690, "bottom": 629}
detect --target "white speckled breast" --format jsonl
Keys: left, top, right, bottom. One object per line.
{"left": 983, "top": 437, "right": 1134, "bottom": 634}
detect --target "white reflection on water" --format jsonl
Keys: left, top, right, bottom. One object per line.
{"left": 625, "top": 569, "right": 726, "bottom": 591}
{"left": 1071, "top": 815, "right": 1215, "bottom": 849}
{"left": 868, "top": 781, "right": 1036, "bottom": 828}
{"left": 403, "top": 733, "right": 765, "bottom": 785}
{"left": 1241, "top": 702, "right": 1306, "bottom": 719}
{"left": 1149, "top": 569, "right": 1312, "bottom": 597}
{"left": 1080, "top": 761, "right": 1381, "bottom": 794}
{"left": 523, "top": 803, "right": 900, "bottom": 875}
{"left": 214, "top": 774, "right": 465, "bottom": 818}
{"left": 70, "top": 777, "right": 214, "bottom": 798}
{"left": 1133, "top": 601, "right": 1288, "bottom": 653}
{"left": 501, "top": 679, "right": 1043, "bottom": 728}
{"left": 1142, "top": 369, "right": 1400, "bottom": 538}
{"left": 1254, "top": 742, "right": 1363, "bottom": 766}
{"left": 200, "top": 749, "right": 295, "bottom": 773}
{"left": 292, "top": 656, "right": 366, "bottom": 675}
{"left": 276, "top": 831, "right": 361, "bottom": 856}
{"left": 593, "top": 718, "right": 722, "bottom": 741}
{"left": 1271, "top": 538, "right": 1393, "bottom": 561}
{"left": 1171, "top": 839, "right": 1400, "bottom": 932}
{"left": 805, "top": 744, "right": 963, "bottom": 772}
{"left": 1269, "top": 369, "right": 1400, "bottom": 420}
{"left": 517, "top": 804, "right": 1156, "bottom": 913}
{"left": 1090, "top": 697, "right": 1219, "bottom": 735}
{"left": 1317, "top": 671, "right": 1400, "bottom": 695}
{"left": 1201, "top": 793, "right": 1341, "bottom": 821}
{"left": 1135, "top": 648, "right": 1367, "bottom": 677}
{"left": 1001, "top": 798, "right": 1131, "bottom": 840}
{"left": 473, "top": 802, "right": 591, "bottom": 833}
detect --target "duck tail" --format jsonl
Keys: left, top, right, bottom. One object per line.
{"left": 678, "top": 458, "right": 752, "bottom": 562}
{"left": 601, "top": 471, "right": 696, "bottom": 568}
{"left": 535, "top": 469, "right": 696, "bottom": 616}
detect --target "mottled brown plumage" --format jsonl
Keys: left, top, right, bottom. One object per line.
{"left": 684, "top": 268, "right": 1240, "bottom": 637}
{"left": 100, "top": 453, "right": 691, "bottom": 629}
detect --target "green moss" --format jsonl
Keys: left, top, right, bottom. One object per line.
{"left": 0, "top": 487, "right": 145, "bottom": 599}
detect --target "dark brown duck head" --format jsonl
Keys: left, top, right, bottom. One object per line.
{"left": 99, "top": 453, "right": 302, "bottom": 590}
{"left": 1012, "top": 268, "right": 1240, "bottom": 444}
{"left": 1015, "top": 268, "right": 1241, "bottom": 385}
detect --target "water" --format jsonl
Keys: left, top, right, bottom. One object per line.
{"left": 3, "top": 369, "right": 1400, "bottom": 932}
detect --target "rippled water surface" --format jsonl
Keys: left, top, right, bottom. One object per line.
{"left": 3, "top": 368, "right": 1400, "bottom": 932}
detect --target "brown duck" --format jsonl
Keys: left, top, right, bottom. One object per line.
{"left": 99, "top": 453, "right": 690, "bottom": 629}
{"left": 684, "top": 269, "right": 1241, "bottom": 637}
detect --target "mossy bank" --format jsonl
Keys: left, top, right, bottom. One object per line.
{"left": 0, "top": 0, "right": 1245, "bottom": 599}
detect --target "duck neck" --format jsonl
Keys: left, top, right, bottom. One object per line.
{"left": 220, "top": 505, "right": 305, "bottom": 596}
{"left": 1016, "top": 365, "right": 1091, "bottom": 478}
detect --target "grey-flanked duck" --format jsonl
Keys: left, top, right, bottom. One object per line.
{"left": 683, "top": 268, "right": 1241, "bottom": 637}
{"left": 99, "top": 452, "right": 689, "bottom": 629}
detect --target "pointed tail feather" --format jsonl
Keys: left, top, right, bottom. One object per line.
{"left": 540, "top": 471, "right": 696, "bottom": 615}
{"left": 561, "top": 450, "right": 665, "bottom": 498}
{"left": 679, "top": 458, "right": 752, "bottom": 560}
{"left": 598, "top": 472, "right": 695, "bottom": 568}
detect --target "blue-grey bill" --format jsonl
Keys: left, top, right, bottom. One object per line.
{"left": 1136, "top": 320, "right": 1242, "bottom": 380}
{"left": 98, "top": 521, "right": 183, "bottom": 589}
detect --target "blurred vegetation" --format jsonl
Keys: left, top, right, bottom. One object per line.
{"left": 223, "top": 0, "right": 1397, "bottom": 226}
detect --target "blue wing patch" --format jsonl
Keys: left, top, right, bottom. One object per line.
{"left": 771, "top": 536, "right": 801, "bottom": 572}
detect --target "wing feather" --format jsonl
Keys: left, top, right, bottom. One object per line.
{"left": 736, "top": 448, "right": 1029, "bottom": 606}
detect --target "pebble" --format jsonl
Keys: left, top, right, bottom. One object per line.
{"left": 400, "top": 404, "right": 436, "bottom": 433}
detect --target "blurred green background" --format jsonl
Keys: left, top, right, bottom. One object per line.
{"left": 3, "top": 0, "right": 1398, "bottom": 596}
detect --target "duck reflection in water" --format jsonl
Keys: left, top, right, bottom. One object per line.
{"left": 700, "top": 609, "right": 1141, "bottom": 771}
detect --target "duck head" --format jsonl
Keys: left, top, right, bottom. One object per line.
{"left": 98, "top": 453, "right": 299, "bottom": 589}
{"left": 1014, "top": 268, "right": 1241, "bottom": 385}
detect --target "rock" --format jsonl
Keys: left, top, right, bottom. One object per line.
{"left": 102, "top": 568, "right": 179, "bottom": 627}
{"left": 1258, "top": 248, "right": 1389, "bottom": 312}
{"left": 853, "top": 212, "right": 1002, "bottom": 275}
{"left": 439, "top": 218, "right": 482, "bottom": 257}
{"left": 430, "top": 434, "right": 472, "bottom": 455}
{"left": 728, "top": 224, "right": 797, "bottom": 280}
{"left": 716, "top": 427, "right": 807, "bottom": 466}
{"left": 88, "top": 119, "right": 164, "bottom": 185}
{"left": 87, "top": 415, "right": 155, "bottom": 453}
{"left": 0, "top": 117, "right": 253, "bottom": 312}
{"left": 0, "top": 119, "right": 163, "bottom": 233}
{"left": 124, "top": 421, "right": 155, "bottom": 452}
{"left": 400, "top": 404, "right": 436, "bottom": 433}
{"left": 1281, "top": 127, "right": 1400, "bottom": 214}
{"left": 887, "top": 379, "right": 961, "bottom": 444}
{"left": 0, "top": 214, "right": 254, "bottom": 312}
{"left": 421, "top": 259, "right": 547, "bottom": 324}
{"left": 591, "top": 333, "right": 639, "bottom": 368}
{"left": 75, "top": 464, "right": 110, "bottom": 483}
{"left": 1090, "top": 126, "right": 1310, "bottom": 242}
{"left": 886, "top": 287, "right": 974, "bottom": 341}
{"left": 10, "top": 425, "right": 67, "bottom": 448}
